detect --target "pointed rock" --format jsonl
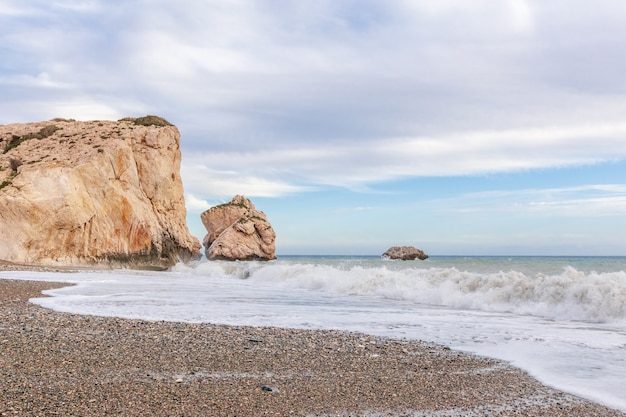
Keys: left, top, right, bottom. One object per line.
{"left": 201, "top": 195, "right": 276, "bottom": 261}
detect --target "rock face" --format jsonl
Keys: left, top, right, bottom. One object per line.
{"left": 0, "top": 116, "right": 202, "bottom": 269}
{"left": 201, "top": 195, "right": 276, "bottom": 261}
{"left": 382, "top": 246, "right": 428, "bottom": 260}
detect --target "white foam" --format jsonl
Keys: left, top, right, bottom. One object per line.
{"left": 175, "top": 260, "right": 626, "bottom": 323}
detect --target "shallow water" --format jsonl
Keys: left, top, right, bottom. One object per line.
{"left": 2, "top": 255, "right": 625, "bottom": 411}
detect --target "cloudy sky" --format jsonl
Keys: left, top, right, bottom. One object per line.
{"left": 2, "top": 0, "right": 626, "bottom": 255}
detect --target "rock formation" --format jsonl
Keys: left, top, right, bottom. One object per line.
{"left": 201, "top": 195, "right": 276, "bottom": 261}
{"left": 0, "top": 116, "right": 202, "bottom": 269}
{"left": 382, "top": 246, "right": 428, "bottom": 260}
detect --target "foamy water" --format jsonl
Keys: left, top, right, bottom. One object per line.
{"left": 2, "top": 256, "right": 625, "bottom": 411}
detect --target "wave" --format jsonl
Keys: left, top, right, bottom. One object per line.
{"left": 175, "top": 260, "right": 626, "bottom": 323}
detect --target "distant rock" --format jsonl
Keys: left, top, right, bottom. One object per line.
{"left": 201, "top": 195, "right": 276, "bottom": 261}
{"left": 382, "top": 246, "right": 428, "bottom": 260}
{"left": 0, "top": 116, "right": 202, "bottom": 269}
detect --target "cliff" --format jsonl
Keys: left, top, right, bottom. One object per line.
{"left": 0, "top": 116, "right": 201, "bottom": 269}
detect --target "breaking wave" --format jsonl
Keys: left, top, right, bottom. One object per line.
{"left": 178, "top": 261, "right": 626, "bottom": 323}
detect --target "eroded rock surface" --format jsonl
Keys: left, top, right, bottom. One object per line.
{"left": 201, "top": 195, "right": 276, "bottom": 261}
{"left": 382, "top": 246, "right": 428, "bottom": 260}
{"left": 0, "top": 116, "right": 201, "bottom": 269}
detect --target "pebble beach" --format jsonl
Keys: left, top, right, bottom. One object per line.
{"left": 1, "top": 278, "right": 624, "bottom": 417}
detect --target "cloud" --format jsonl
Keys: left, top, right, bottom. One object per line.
{"left": 0, "top": 72, "right": 70, "bottom": 89}
{"left": 3, "top": 1, "right": 626, "bottom": 197}
{"left": 508, "top": 0, "right": 535, "bottom": 33}
{"left": 180, "top": 121, "right": 626, "bottom": 199}
{"left": 180, "top": 163, "right": 315, "bottom": 201}
{"left": 184, "top": 194, "right": 212, "bottom": 212}
{"left": 444, "top": 184, "right": 626, "bottom": 217}
{"left": 0, "top": 2, "right": 46, "bottom": 17}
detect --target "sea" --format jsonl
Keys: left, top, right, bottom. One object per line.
{"left": 1, "top": 255, "right": 625, "bottom": 412}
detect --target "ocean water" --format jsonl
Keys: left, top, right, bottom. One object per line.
{"left": 1, "top": 255, "right": 625, "bottom": 412}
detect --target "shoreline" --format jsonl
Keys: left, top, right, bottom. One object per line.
{"left": 1, "top": 278, "right": 624, "bottom": 416}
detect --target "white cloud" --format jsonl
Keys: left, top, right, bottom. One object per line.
{"left": 45, "top": 99, "right": 123, "bottom": 120}
{"left": 179, "top": 121, "right": 626, "bottom": 198}
{"left": 4, "top": 1, "right": 626, "bottom": 195}
{"left": 525, "top": 197, "right": 626, "bottom": 214}
{"left": 0, "top": 1, "right": 54, "bottom": 17}
{"left": 508, "top": 0, "right": 534, "bottom": 33}
{"left": 180, "top": 163, "right": 315, "bottom": 200}
{"left": 0, "top": 72, "right": 70, "bottom": 89}
{"left": 184, "top": 194, "right": 212, "bottom": 212}
{"left": 466, "top": 184, "right": 626, "bottom": 198}
{"left": 445, "top": 184, "right": 626, "bottom": 217}
{"left": 50, "top": 1, "right": 103, "bottom": 13}
{"left": 328, "top": 206, "right": 378, "bottom": 214}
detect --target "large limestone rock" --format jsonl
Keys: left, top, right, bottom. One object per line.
{"left": 201, "top": 195, "right": 276, "bottom": 261}
{"left": 0, "top": 116, "right": 202, "bottom": 269}
{"left": 382, "top": 246, "right": 428, "bottom": 260}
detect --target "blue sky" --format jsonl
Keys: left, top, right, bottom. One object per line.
{"left": 2, "top": 1, "right": 626, "bottom": 255}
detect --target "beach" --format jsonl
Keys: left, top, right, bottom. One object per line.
{"left": 1, "top": 278, "right": 623, "bottom": 416}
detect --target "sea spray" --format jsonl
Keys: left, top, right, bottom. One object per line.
{"left": 176, "top": 259, "right": 626, "bottom": 323}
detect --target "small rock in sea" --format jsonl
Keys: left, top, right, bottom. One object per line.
{"left": 261, "top": 385, "right": 279, "bottom": 393}
{"left": 381, "top": 245, "right": 428, "bottom": 260}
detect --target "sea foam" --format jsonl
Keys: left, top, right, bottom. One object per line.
{"left": 175, "top": 260, "right": 626, "bottom": 323}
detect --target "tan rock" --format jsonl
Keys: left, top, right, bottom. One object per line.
{"left": 0, "top": 116, "right": 202, "bottom": 269}
{"left": 200, "top": 194, "right": 253, "bottom": 248}
{"left": 382, "top": 246, "right": 428, "bottom": 260}
{"left": 201, "top": 195, "right": 276, "bottom": 261}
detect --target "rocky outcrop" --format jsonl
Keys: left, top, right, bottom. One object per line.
{"left": 0, "top": 116, "right": 202, "bottom": 269}
{"left": 201, "top": 195, "right": 276, "bottom": 261}
{"left": 382, "top": 246, "right": 428, "bottom": 260}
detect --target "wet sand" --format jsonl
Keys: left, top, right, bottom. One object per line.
{"left": 1, "top": 278, "right": 623, "bottom": 416}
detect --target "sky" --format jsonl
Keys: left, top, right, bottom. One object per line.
{"left": 1, "top": 0, "right": 626, "bottom": 256}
